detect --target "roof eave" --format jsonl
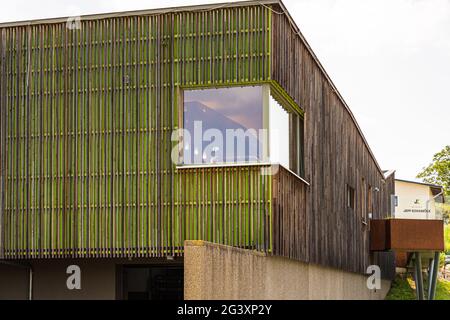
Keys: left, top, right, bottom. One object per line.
{"left": 0, "top": 0, "right": 280, "bottom": 28}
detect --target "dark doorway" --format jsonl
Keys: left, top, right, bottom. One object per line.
{"left": 121, "top": 265, "right": 183, "bottom": 300}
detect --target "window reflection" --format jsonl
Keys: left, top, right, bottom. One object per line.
{"left": 269, "top": 97, "right": 290, "bottom": 169}
{"left": 182, "top": 85, "right": 305, "bottom": 177}
{"left": 183, "top": 86, "right": 263, "bottom": 164}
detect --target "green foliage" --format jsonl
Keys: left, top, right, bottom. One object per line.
{"left": 436, "top": 278, "right": 450, "bottom": 300}
{"left": 386, "top": 275, "right": 450, "bottom": 300}
{"left": 417, "top": 145, "right": 450, "bottom": 196}
{"left": 445, "top": 224, "right": 450, "bottom": 255}
{"left": 437, "top": 200, "right": 450, "bottom": 224}
{"left": 440, "top": 252, "right": 446, "bottom": 268}
{"left": 385, "top": 276, "right": 416, "bottom": 300}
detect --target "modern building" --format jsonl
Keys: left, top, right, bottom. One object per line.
{"left": 0, "top": 0, "right": 433, "bottom": 300}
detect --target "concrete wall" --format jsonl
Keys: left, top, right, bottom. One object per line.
{"left": 184, "top": 241, "right": 391, "bottom": 300}
{"left": 0, "top": 258, "right": 182, "bottom": 300}
{"left": 31, "top": 259, "right": 117, "bottom": 300}
{"left": 0, "top": 263, "right": 29, "bottom": 300}
{"left": 0, "top": 259, "right": 117, "bottom": 300}
{"left": 2, "top": 243, "right": 391, "bottom": 300}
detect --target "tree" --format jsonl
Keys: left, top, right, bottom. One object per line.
{"left": 417, "top": 145, "right": 450, "bottom": 196}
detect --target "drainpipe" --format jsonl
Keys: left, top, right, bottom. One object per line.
{"left": 0, "top": 260, "right": 33, "bottom": 300}
{"left": 28, "top": 265, "right": 33, "bottom": 300}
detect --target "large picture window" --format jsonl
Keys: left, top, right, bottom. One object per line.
{"left": 181, "top": 85, "right": 305, "bottom": 177}
{"left": 269, "top": 96, "right": 290, "bottom": 169}
{"left": 183, "top": 86, "right": 264, "bottom": 164}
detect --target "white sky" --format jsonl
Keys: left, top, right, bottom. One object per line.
{"left": 1, "top": 0, "right": 449, "bottom": 181}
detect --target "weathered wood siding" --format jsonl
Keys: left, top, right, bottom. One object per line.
{"left": 272, "top": 165, "right": 308, "bottom": 261}
{"left": 0, "top": 5, "right": 272, "bottom": 258}
{"left": 271, "top": 10, "right": 395, "bottom": 274}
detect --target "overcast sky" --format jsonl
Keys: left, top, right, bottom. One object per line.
{"left": 1, "top": 0, "right": 449, "bottom": 181}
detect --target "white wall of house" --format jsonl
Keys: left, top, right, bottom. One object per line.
{"left": 394, "top": 180, "right": 440, "bottom": 220}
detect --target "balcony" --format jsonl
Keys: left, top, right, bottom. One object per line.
{"left": 370, "top": 218, "right": 444, "bottom": 252}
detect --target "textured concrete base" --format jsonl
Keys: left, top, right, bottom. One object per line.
{"left": 0, "top": 257, "right": 182, "bottom": 300}
{"left": 32, "top": 259, "right": 117, "bottom": 300}
{"left": 0, "top": 263, "right": 29, "bottom": 300}
{"left": 0, "top": 259, "right": 117, "bottom": 300}
{"left": 184, "top": 241, "right": 391, "bottom": 300}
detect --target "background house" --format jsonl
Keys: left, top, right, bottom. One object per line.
{"left": 394, "top": 179, "right": 445, "bottom": 220}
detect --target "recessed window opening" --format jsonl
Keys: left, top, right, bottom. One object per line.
{"left": 347, "top": 184, "right": 355, "bottom": 210}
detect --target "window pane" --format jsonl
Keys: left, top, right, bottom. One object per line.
{"left": 269, "top": 97, "right": 290, "bottom": 169}
{"left": 183, "top": 86, "right": 263, "bottom": 164}
{"left": 297, "top": 116, "right": 305, "bottom": 177}
{"left": 290, "top": 113, "right": 305, "bottom": 177}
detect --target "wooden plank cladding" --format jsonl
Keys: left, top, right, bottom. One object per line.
{"left": 271, "top": 5, "right": 395, "bottom": 274}
{"left": 0, "top": 5, "right": 272, "bottom": 259}
{"left": 272, "top": 165, "right": 308, "bottom": 261}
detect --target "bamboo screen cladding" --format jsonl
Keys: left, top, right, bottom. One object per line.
{"left": 0, "top": 6, "right": 273, "bottom": 258}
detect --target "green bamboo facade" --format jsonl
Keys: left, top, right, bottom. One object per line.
{"left": 0, "top": 5, "right": 275, "bottom": 259}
